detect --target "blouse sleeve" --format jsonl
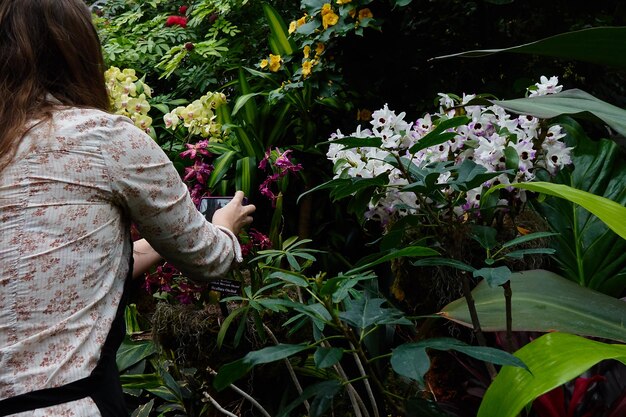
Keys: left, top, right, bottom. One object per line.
{"left": 100, "top": 115, "right": 242, "bottom": 280}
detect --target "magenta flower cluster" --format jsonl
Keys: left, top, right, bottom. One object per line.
{"left": 258, "top": 148, "right": 303, "bottom": 206}
{"left": 180, "top": 139, "right": 214, "bottom": 205}
{"left": 241, "top": 228, "right": 273, "bottom": 257}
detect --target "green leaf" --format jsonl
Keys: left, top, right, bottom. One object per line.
{"left": 314, "top": 346, "right": 343, "bottom": 368}
{"left": 207, "top": 151, "right": 236, "bottom": 189}
{"left": 235, "top": 67, "right": 258, "bottom": 126}
{"left": 503, "top": 146, "right": 519, "bottom": 171}
{"left": 409, "top": 116, "right": 470, "bottom": 153}
{"left": 269, "top": 271, "right": 309, "bottom": 287}
{"left": 321, "top": 136, "right": 382, "bottom": 150}
{"left": 276, "top": 380, "right": 342, "bottom": 417}
{"left": 501, "top": 231, "right": 559, "bottom": 248}
{"left": 235, "top": 157, "right": 256, "bottom": 197}
{"left": 216, "top": 306, "right": 248, "bottom": 349}
{"left": 340, "top": 297, "right": 412, "bottom": 329}
{"left": 116, "top": 337, "right": 157, "bottom": 372}
{"left": 431, "top": 27, "right": 626, "bottom": 69}
{"left": 214, "top": 344, "right": 310, "bottom": 391}
{"left": 349, "top": 246, "right": 439, "bottom": 274}
{"left": 478, "top": 332, "right": 626, "bottom": 417}
{"left": 130, "top": 399, "right": 154, "bottom": 417}
{"left": 391, "top": 337, "right": 527, "bottom": 386}
{"left": 473, "top": 266, "right": 512, "bottom": 287}
{"left": 492, "top": 89, "right": 626, "bottom": 138}
{"left": 262, "top": 3, "right": 295, "bottom": 56}
{"left": 531, "top": 130, "right": 626, "bottom": 296}
{"left": 412, "top": 257, "right": 476, "bottom": 272}
{"left": 231, "top": 124, "right": 263, "bottom": 159}
{"left": 504, "top": 248, "right": 556, "bottom": 259}
{"left": 232, "top": 92, "right": 264, "bottom": 118}
{"left": 439, "top": 269, "right": 626, "bottom": 343}
{"left": 484, "top": 181, "right": 626, "bottom": 240}
{"left": 120, "top": 373, "right": 164, "bottom": 390}
{"left": 449, "top": 159, "right": 508, "bottom": 191}
{"left": 470, "top": 225, "right": 498, "bottom": 250}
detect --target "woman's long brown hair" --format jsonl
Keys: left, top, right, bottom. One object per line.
{"left": 0, "top": 0, "right": 110, "bottom": 173}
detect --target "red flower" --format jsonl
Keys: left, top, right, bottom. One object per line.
{"left": 179, "top": 5, "right": 189, "bottom": 14}
{"left": 165, "top": 15, "right": 188, "bottom": 28}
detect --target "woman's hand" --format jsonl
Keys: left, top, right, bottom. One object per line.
{"left": 211, "top": 191, "right": 256, "bottom": 235}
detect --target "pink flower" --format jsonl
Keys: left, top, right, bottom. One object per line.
{"left": 166, "top": 15, "right": 188, "bottom": 28}
{"left": 250, "top": 229, "right": 272, "bottom": 249}
{"left": 258, "top": 148, "right": 272, "bottom": 170}
{"left": 188, "top": 183, "right": 206, "bottom": 206}
{"left": 179, "top": 5, "right": 189, "bottom": 14}
{"left": 180, "top": 140, "right": 211, "bottom": 160}
{"left": 275, "top": 149, "right": 303, "bottom": 174}
{"left": 241, "top": 241, "right": 254, "bottom": 257}
{"left": 183, "top": 160, "right": 213, "bottom": 184}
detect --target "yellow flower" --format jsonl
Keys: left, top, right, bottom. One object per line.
{"left": 297, "top": 14, "right": 307, "bottom": 27}
{"left": 269, "top": 54, "right": 282, "bottom": 72}
{"left": 288, "top": 21, "right": 297, "bottom": 34}
{"left": 315, "top": 42, "right": 325, "bottom": 57}
{"left": 358, "top": 8, "right": 373, "bottom": 19}
{"left": 303, "top": 45, "right": 311, "bottom": 59}
{"left": 321, "top": 3, "right": 332, "bottom": 15}
{"left": 321, "top": 8, "right": 339, "bottom": 29}
{"left": 349, "top": 9, "right": 356, "bottom": 18}
{"left": 260, "top": 59, "right": 268, "bottom": 69}
{"left": 302, "top": 60, "right": 312, "bottom": 78}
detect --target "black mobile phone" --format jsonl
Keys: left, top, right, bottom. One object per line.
{"left": 198, "top": 196, "right": 248, "bottom": 220}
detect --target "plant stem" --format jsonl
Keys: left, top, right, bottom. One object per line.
{"left": 350, "top": 342, "right": 380, "bottom": 417}
{"left": 461, "top": 273, "right": 497, "bottom": 380}
{"left": 502, "top": 280, "right": 514, "bottom": 352}
{"left": 207, "top": 367, "right": 272, "bottom": 417}
{"left": 336, "top": 319, "right": 405, "bottom": 415}
{"left": 325, "top": 340, "right": 369, "bottom": 417}
{"left": 203, "top": 392, "right": 238, "bottom": 417}
{"left": 263, "top": 323, "right": 310, "bottom": 413}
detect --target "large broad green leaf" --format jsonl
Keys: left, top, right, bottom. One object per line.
{"left": 490, "top": 89, "right": 626, "bottom": 137}
{"left": 439, "top": 269, "right": 626, "bottom": 343}
{"left": 531, "top": 123, "right": 626, "bottom": 296}
{"left": 478, "top": 332, "right": 626, "bottom": 417}
{"left": 339, "top": 297, "right": 412, "bottom": 329}
{"left": 484, "top": 181, "right": 626, "bottom": 241}
{"left": 431, "top": 26, "right": 626, "bottom": 69}
{"left": 214, "top": 343, "right": 310, "bottom": 390}
{"left": 116, "top": 337, "right": 157, "bottom": 372}
{"left": 391, "top": 337, "right": 527, "bottom": 386}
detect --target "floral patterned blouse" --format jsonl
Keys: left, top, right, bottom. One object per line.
{"left": 0, "top": 107, "right": 242, "bottom": 416}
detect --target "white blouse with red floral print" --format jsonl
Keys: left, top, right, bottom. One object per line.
{"left": 0, "top": 107, "right": 242, "bottom": 416}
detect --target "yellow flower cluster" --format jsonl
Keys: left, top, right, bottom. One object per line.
{"left": 288, "top": 13, "right": 308, "bottom": 34}
{"left": 105, "top": 67, "right": 153, "bottom": 132}
{"left": 349, "top": 8, "right": 373, "bottom": 20}
{"left": 162, "top": 92, "right": 227, "bottom": 138}
{"left": 321, "top": 4, "right": 339, "bottom": 29}
{"left": 301, "top": 42, "right": 325, "bottom": 78}
{"left": 260, "top": 53, "right": 283, "bottom": 72}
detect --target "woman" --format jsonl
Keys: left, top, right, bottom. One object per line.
{"left": 0, "top": 0, "right": 255, "bottom": 415}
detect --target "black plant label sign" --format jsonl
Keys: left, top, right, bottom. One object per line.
{"left": 209, "top": 279, "right": 241, "bottom": 296}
